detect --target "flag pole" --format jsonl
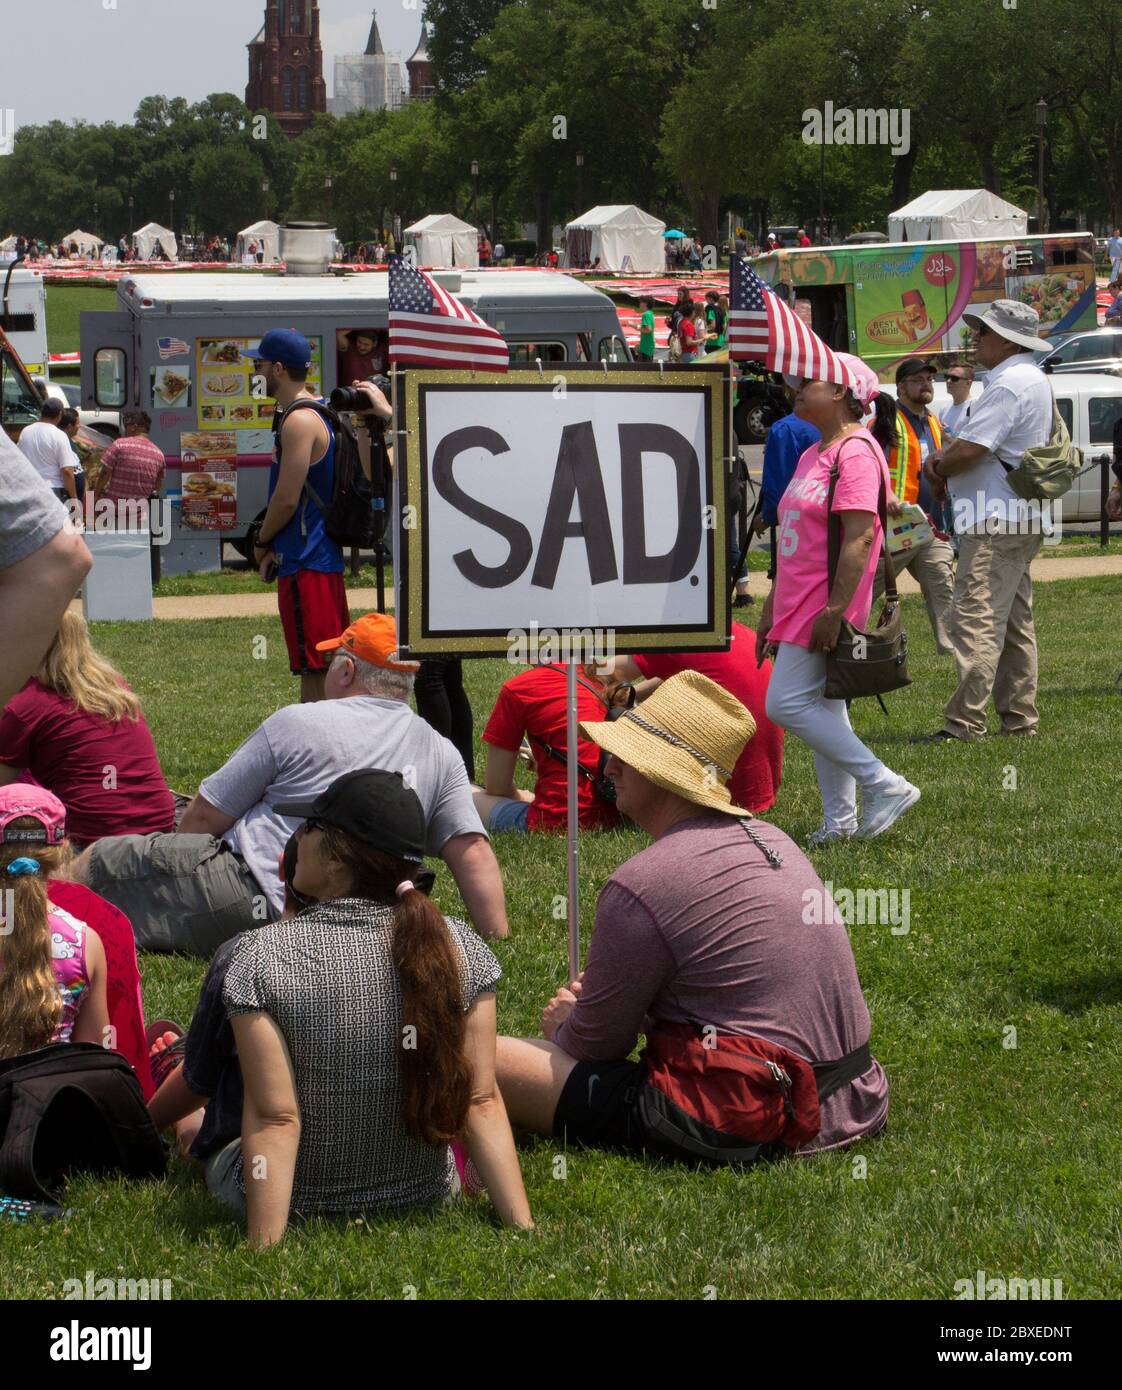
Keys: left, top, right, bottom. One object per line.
{"left": 566, "top": 657, "right": 581, "bottom": 982}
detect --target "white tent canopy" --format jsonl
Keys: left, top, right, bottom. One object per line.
{"left": 235, "top": 220, "right": 280, "bottom": 263}
{"left": 561, "top": 205, "right": 666, "bottom": 273}
{"left": 132, "top": 222, "right": 178, "bottom": 261}
{"left": 403, "top": 213, "right": 478, "bottom": 269}
{"left": 61, "top": 228, "right": 103, "bottom": 255}
{"left": 0, "top": 235, "right": 17, "bottom": 253}
{"left": 888, "top": 189, "right": 1027, "bottom": 242}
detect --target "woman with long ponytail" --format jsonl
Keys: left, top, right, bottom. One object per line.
{"left": 0, "top": 788, "right": 109, "bottom": 1061}
{"left": 146, "top": 769, "right": 532, "bottom": 1247}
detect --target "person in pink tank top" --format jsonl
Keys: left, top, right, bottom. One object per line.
{"left": 0, "top": 787, "right": 109, "bottom": 1059}
{"left": 756, "top": 353, "right": 920, "bottom": 846}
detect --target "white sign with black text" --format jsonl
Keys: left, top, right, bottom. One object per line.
{"left": 395, "top": 366, "right": 729, "bottom": 656}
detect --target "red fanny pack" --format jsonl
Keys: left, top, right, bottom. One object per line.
{"left": 639, "top": 1022, "right": 873, "bottom": 1164}
{"left": 643, "top": 1022, "right": 821, "bottom": 1152}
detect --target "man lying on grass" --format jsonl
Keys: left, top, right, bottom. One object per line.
{"left": 69, "top": 613, "right": 507, "bottom": 953}
{"left": 495, "top": 671, "right": 888, "bottom": 1164}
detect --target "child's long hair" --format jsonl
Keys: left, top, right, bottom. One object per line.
{"left": 317, "top": 827, "right": 472, "bottom": 1146}
{"left": 38, "top": 612, "right": 140, "bottom": 722}
{"left": 0, "top": 820, "right": 71, "bottom": 1060}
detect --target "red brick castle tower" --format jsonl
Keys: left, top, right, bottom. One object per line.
{"left": 247, "top": 0, "right": 327, "bottom": 138}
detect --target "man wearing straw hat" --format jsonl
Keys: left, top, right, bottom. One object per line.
{"left": 495, "top": 671, "right": 888, "bottom": 1163}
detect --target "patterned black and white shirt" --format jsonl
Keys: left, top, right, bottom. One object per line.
{"left": 222, "top": 897, "right": 501, "bottom": 1215}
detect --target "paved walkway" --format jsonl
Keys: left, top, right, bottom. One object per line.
{"left": 68, "top": 551, "right": 1121, "bottom": 621}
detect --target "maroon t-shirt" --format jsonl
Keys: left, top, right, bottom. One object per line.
{"left": 0, "top": 679, "right": 174, "bottom": 843}
{"left": 633, "top": 624, "right": 784, "bottom": 812}
{"left": 482, "top": 665, "right": 619, "bottom": 831}
{"left": 555, "top": 814, "right": 889, "bottom": 1152}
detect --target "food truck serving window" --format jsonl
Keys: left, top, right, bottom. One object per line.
{"left": 95, "top": 347, "right": 127, "bottom": 408}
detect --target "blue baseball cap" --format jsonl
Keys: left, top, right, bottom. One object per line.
{"left": 243, "top": 328, "right": 312, "bottom": 370}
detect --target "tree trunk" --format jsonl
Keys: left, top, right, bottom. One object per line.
{"left": 695, "top": 189, "right": 720, "bottom": 256}
{"left": 890, "top": 142, "right": 919, "bottom": 208}
{"left": 535, "top": 183, "right": 551, "bottom": 257}
{"left": 976, "top": 138, "right": 1000, "bottom": 194}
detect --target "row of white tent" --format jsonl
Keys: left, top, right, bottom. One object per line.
{"left": 401, "top": 207, "right": 670, "bottom": 272}
{"left": 0, "top": 220, "right": 286, "bottom": 262}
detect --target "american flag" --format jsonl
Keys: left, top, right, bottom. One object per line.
{"left": 728, "top": 257, "right": 855, "bottom": 390}
{"left": 157, "top": 336, "right": 189, "bottom": 359}
{"left": 388, "top": 254, "right": 509, "bottom": 372}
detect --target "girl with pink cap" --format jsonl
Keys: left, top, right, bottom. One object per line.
{"left": 756, "top": 353, "right": 920, "bottom": 844}
{"left": 0, "top": 786, "right": 109, "bottom": 1059}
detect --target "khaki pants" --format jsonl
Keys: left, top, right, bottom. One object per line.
{"left": 943, "top": 531, "right": 1043, "bottom": 740}
{"left": 874, "top": 537, "right": 955, "bottom": 655}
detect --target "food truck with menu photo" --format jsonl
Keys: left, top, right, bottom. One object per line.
{"left": 751, "top": 233, "right": 1098, "bottom": 381}
{"left": 79, "top": 269, "right": 632, "bottom": 575}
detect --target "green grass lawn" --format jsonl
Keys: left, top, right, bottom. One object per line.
{"left": 45, "top": 284, "right": 118, "bottom": 356}
{"left": 2, "top": 579, "right": 1120, "bottom": 1299}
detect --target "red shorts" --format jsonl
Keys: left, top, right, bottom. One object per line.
{"left": 277, "top": 569, "right": 350, "bottom": 675}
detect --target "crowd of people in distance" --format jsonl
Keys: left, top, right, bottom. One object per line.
{"left": 0, "top": 286, "right": 1072, "bottom": 1244}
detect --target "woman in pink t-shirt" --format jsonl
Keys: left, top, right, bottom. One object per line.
{"left": 756, "top": 353, "right": 920, "bottom": 845}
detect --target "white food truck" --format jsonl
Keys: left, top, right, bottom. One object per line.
{"left": 80, "top": 267, "right": 632, "bottom": 574}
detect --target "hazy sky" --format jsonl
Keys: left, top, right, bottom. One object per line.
{"left": 2, "top": 0, "right": 426, "bottom": 127}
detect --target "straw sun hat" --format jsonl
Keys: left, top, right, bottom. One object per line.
{"left": 580, "top": 670, "right": 756, "bottom": 817}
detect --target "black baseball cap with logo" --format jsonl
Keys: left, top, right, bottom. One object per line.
{"left": 895, "top": 356, "right": 938, "bottom": 383}
{"left": 275, "top": 769, "right": 426, "bottom": 862}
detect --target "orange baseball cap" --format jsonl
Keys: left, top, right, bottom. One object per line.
{"left": 315, "top": 612, "right": 417, "bottom": 671}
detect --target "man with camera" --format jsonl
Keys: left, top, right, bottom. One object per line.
{"left": 249, "top": 328, "right": 391, "bottom": 702}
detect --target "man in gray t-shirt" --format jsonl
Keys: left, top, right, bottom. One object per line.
{"left": 76, "top": 613, "right": 507, "bottom": 954}
{"left": 0, "top": 428, "right": 91, "bottom": 706}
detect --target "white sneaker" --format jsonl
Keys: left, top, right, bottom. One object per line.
{"left": 806, "top": 823, "right": 857, "bottom": 848}
{"left": 857, "top": 781, "right": 921, "bottom": 839}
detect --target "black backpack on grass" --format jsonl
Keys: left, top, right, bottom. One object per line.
{"left": 0, "top": 1043, "right": 166, "bottom": 1202}
{"left": 279, "top": 398, "right": 377, "bottom": 550}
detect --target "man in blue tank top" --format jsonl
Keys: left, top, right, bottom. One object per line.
{"left": 248, "top": 329, "right": 350, "bottom": 702}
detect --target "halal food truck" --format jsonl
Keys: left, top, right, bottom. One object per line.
{"left": 751, "top": 233, "right": 1098, "bottom": 380}
{"left": 79, "top": 269, "right": 632, "bottom": 575}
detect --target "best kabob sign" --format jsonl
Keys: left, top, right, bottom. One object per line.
{"left": 394, "top": 365, "right": 730, "bottom": 660}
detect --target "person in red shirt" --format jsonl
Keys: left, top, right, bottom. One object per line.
{"left": 607, "top": 623, "right": 783, "bottom": 812}
{"left": 335, "top": 328, "right": 387, "bottom": 385}
{"left": 0, "top": 613, "right": 175, "bottom": 849}
{"left": 95, "top": 410, "right": 166, "bottom": 502}
{"left": 474, "top": 663, "right": 624, "bottom": 832}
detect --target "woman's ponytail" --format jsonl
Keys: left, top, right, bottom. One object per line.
{"left": 391, "top": 889, "right": 472, "bottom": 1146}
{"left": 869, "top": 393, "right": 898, "bottom": 455}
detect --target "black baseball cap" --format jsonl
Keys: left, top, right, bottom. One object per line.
{"left": 895, "top": 356, "right": 937, "bottom": 383}
{"left": 275, "top": 769, "right": 426, "bottom": 862}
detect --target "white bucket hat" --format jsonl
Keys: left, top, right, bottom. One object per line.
{"left": 962, "top": 298, "right": 1051, "bottom": 353}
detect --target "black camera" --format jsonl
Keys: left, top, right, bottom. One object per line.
{"left": 329, "top": 375, "right": 392, "bottom": 413}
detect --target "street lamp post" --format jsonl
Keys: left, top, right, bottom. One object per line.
{"left": 324, "top": 174, "right": 333, "bottom": 220}
{"left": 1035, "top": 97, "right": 1048, "bottom": 234}
{"left": 470, "top": 159, "right": 480, "bottom": 230}
{"left": 262, "top": 178, "right": 270, "bottom": 218}
{"left": 389, "top": 165, "right": 397, "bottom": 246}
{"left": 168, "top": 189, "right": 175, "bottom": 235}
{"left": 576, "top": 151, "right": 584, "bottom": 216}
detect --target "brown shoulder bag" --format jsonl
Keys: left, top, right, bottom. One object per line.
{"left": 822, "top": 441, "right": 911, "bottom": 702}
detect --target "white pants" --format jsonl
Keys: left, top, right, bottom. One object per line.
{"left": 765, "top": 642, "right": 901, "bottom": 829}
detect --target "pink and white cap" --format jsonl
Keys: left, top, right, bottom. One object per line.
{"left": 0, "top": 785, "right": 67, "bottom": 845}
{"left": 783, "top": 350, "right": 882, "bottom": 407}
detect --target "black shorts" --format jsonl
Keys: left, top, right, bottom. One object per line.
{"left": 552, "top": 1059, "right": 647, "bottom": 1153}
